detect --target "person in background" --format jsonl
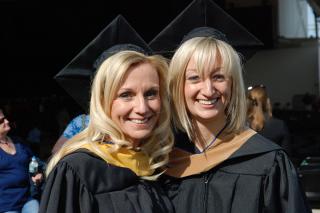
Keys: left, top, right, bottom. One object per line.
{"left": 247, "top": 84, "right": 292, "bottom": 155}
{"left": 39, "top": 48, "right": 174, "bottom": 212}
{"left": 0, "top": 107, "right": 43, "bottom": 213}
{"left": 51, "top": 114, "right": 89, "bottom": 154}
{"left": 163, "top": 27, "right": 311, "bottom": 213}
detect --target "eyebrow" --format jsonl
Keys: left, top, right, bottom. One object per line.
{"left": 186, "top": 67, "right": 223, "bottom": 74}
{"left": 185, "top": 68, "right": 198, "bottom": 73}
{"left": 118, "top": 86, "right": 160, "bottom": 91}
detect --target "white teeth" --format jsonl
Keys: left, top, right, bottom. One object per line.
{"left": 198, "top": 98, "right": 218, "bottom": 105}
{"left": 130, "top": 118, "right": 148, "bottom": 124}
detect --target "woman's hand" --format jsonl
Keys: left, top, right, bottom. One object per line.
{"left": 31, "top": 173, "right": 43, "bottom": 186}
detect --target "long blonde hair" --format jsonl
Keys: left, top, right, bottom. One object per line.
{"left": 47, "top": 51, "right": 174, "bottom": 180}
{"left": 247, "top": 85, "right": 272, "bottom": 131}
{"left": 168, "top": 37, "right": 247, "bottom": 140}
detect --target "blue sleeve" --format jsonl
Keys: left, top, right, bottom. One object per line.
{"left": 85, "top": 115, "right": 90, "bottom": 127}
{"left": 62, "top": 115, "right": 85, "bottom": 139}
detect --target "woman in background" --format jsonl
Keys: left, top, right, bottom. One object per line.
{"left": 51, "top": 114, "right": 89, "bottom": 154}
{"left": 247, "top": 84, "right": 292, "bottom": 155}
{"left": 0, "top": 107, "right": 42, "bottom": 213}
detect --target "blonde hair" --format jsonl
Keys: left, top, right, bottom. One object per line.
{"left": 47, "top": 51, "right": 173, "bottom": 180}
{"left": 247, "top": 86, "right": 272, "bottom": 131}
{"left": 168, "top": 37, "right": 247, "bottom": 140}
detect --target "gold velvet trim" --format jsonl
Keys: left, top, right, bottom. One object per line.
{"left": 82, "top": 143, "right": 154, "bottom": 176}
{"left": 166, "top": 128, "right": 256, "bottom": 178}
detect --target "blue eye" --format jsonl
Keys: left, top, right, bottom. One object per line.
{"left": 212, "top": 74, "right": 225, "bottom": 82}
{"left": 145, "top": 89, "right": 159, "bottom": 100}
{"left": 186, "top": 75, "right": 200, "bottom": 81}
{"left": 118, "top": 92, "right": 132, "bottom": 100}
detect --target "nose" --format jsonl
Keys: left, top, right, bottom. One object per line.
{"left": 135, "top": 95, "right": 149, "bottom": 114}
{"left": 202, "top": 78, "right": 214, "bottom": 97}
{"left": 4, "top": 118, "right": 9, "bottom": 124}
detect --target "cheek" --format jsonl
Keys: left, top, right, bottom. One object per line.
{"left": 221, "top": 83, "right": 232, "bottom": 103}
{"left": 111, "top": 101, "right": 131, "bottom": 120}
{"left": 184, "top": 84, "right": 197, "bottom": 100}
{"left": 149, "top": 99, "right": 161, "bottom": 114}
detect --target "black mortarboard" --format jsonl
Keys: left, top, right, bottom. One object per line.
{"left": 181, "top": 26, "right": 229, "bottom": 44}
{"left": 93, "top": 43, "right": 148, "bottom": 70}
{"left": 149, "top": 0, "right": 263, "bottom": 60}
{"left": 55, "top": 15, "right": 152, "bottom": 110}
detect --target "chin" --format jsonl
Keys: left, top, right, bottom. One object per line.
{"left": 131, "top": 135, "right": 151, "bottom": 141}
{"left": 199, "top": 112, "right": 219, "bottom": 119}
{"left": 127, "top": 132, "right": 152, "bottom": 142}
{"left": 194, "top": 111, "right": 224, "bottom": 122}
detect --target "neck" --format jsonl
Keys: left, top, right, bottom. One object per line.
{"left": 0, "top": 135, "right": 8, "bottom": 144}
{"left": 129, "top": 139, "right": 141, "bottom": 150}
{"left": 193, "top": 115, "right": 227, "bottom": 149}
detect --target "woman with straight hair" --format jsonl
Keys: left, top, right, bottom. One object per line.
{"left": 163, "top": 27, "right": 311, "bottom": 213}
{"left": 247, "top": 85, "right": 292, "bottom": 155}
{"left": 39, "top": 48, "right": 174, "bottom": 213}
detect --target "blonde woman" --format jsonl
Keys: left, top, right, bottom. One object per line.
{"left": 39, "top": 48, "right": 174, "bottom": 213}
{"left": 163, "top": 27, "right": 310, "bottom": 213}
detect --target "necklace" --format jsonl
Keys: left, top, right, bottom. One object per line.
{"left": 201, "top": 123, "right": 228, "bottom": 153}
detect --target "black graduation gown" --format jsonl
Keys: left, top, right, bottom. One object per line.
{"left": 162, "top": 133, "right": 311, "bottom": 213}
{"left": 39, "top": 150, "right": 173, "bottom": 213}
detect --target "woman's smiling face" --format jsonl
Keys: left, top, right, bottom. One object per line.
{"left": 111, "top": 62, "right": 161, "bottom": 146}
{"left": 184, "top": 53, "right": 231, "bottom": 124}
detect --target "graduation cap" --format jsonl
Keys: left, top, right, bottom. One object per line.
{"left": 55, "top": 14, "right": 152, "bottom": 110}
{"left": 149, "top": 0, "right": 263, "bottom": 60}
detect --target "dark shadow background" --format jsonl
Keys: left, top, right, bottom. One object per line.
{"left": 0, "top": 0, "right": 274, "bottom": 99}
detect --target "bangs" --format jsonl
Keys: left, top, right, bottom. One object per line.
{"left": 191, "top": 39, "right": 232, "bottom": 77}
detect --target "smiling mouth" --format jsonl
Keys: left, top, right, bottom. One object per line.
{"left": 197, "top": 98, "right": 219, "bottom": 105}
{"left": 129, "top": 117, "right": 151, "bottom": 124}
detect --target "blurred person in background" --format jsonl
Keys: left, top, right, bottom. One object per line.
{"left": 51, "top": 114, "right": 89, "bottom": 154}
{"left": 247, "top": 85, "right": 292, "bottom": 155}
{"left": 0, "top": 107, "right": 43, "bottom": 213}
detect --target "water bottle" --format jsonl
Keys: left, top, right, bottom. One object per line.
{"left": 29, "top": 156, "right": 39, "bottom": 177}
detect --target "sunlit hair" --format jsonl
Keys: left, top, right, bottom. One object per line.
{"left": 168, "top": 37, "right": 247, "bottom": 140}
{"left": 47, "top": 51, "right": 174, "bottom": 180}
{"left": 247, "top": 85, "right": 272, "bottom": 131}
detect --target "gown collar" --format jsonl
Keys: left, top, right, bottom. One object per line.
{"left": 166, "top": 128, "right": 282, "bottom": 178}
{"left": 82, "top": 143, "right": 154, "bottom": 177}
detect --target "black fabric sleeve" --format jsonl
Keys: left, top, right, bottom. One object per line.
{"left": 279, "top": 121, "right": 292, "bottom": 156}
{"left": 39, "top": 162, "right": 94, "bottom": 213}
{"left": 264, "top": 151, "right": 311, "bottom": 213}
